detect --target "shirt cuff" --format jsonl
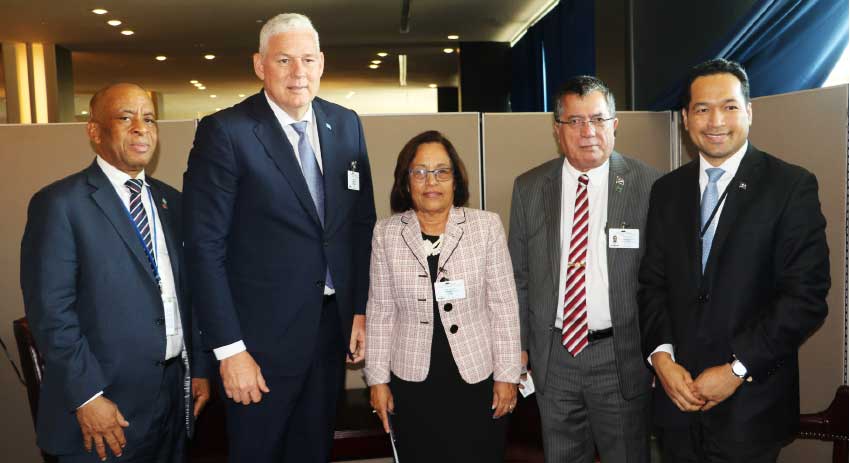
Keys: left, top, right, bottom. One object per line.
{"left": 648, "top": 344, "right": 675, "bottom": 366}
{"left": 77, "top": 391, "right": 104, "bottom": 409}
{"left": 213, "top": 340, "right": 247, "bottom": 360}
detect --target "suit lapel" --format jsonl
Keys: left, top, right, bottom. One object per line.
{"left": 400, "top": 211, "right": 429, "bottom": 274}
{"left": 86, "top": 162, "right": 158, "bottom": 286}
{"left": 703, "top": 145, "right": 764, "bottom": 277}
{"left": 543, "top": 161, "right": 563, "bottom": 292}
{"left": 680, "top": 161, "right": 703, "bottom": 283}
{"left": 314, "top": 100, "right": 344, "bottom": 234}
{"left": 605, "top": 152, "right": 629, "bottom": 274}
{"left": 437, "top": 208, "right": 466, "bottom": 277}
{"left": 249, "top": 93, "right": 323, "bottom": 227}
{"left": 148, "top": 182, "right": 180, "bottom": 287}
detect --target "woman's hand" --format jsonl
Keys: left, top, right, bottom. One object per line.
{"left": 369, "top": 383, "right": 395, "bottom": 433}
{"left": 492, "top": 381, "right": 517, "bottom": 419}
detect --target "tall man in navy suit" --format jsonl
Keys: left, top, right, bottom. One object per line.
{"left": 639, "top": 59, "right": 830, "bottom": 461}
{"left": 21, "top": 83, "right": 211, "bottom": 462}
{"left": 183, "top": 13, "right": 376, "bottom": 463}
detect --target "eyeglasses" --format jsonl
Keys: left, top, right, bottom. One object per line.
{"left": 555, "top": 116, "right": 616, "bottom": 129}
{"left": 409, "top": 167, "right": 453, "bottom": 183}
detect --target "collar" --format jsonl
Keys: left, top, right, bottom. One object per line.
{"left": 698, "top": 141, "right": 748, "bottom": 177}
{"left": 96, "top": 155, "right": 146, "bottom": 191}
{"left": 263, "top": 90, "right": 313, "bottom": 127}
{"left": 562, "top": 157, "right": 610, "bottom": 185}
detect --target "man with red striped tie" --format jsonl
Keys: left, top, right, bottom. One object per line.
{"left": 508, "top": 76, "right": 661, "bottom": 463}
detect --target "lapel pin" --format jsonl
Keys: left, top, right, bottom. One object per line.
{"left": 325, "top": 122, "right": 332, "bottom": 131}
{"left": 161, "top": 198, "right": 168, "bottom": 209}
{"left": 615, "top": 176, "right": 625, "bottom": 192}
{"left": 738, "top": 181, "right": 747, "bottom": 190}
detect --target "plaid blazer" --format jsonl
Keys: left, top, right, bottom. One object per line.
{"left": 364, "top": 207, "right": 521, "bottom": 385}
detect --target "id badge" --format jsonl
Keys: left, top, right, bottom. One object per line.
{"left": 608, "top": 228, "right": 639, "bottom": 249}
{"left": 162, "top": 297, "right": 179, "bottom": 335}
{"left": 347, "top": 170, "right": 360, "bottom": 190}
{"left": 434, "top": 279, "right": 466, "bottom": 302}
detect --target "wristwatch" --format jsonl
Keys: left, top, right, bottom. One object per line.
{"left": 730, "top": 358, "right": 748, "bottom": 379}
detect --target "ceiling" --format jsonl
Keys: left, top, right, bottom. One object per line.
{"left": 0, "top": 0, "right": 552, "bottom": 118}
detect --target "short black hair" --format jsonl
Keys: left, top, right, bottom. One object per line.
{"left": 390, "top": 130, "right": 470, "bottom": 213}
{"left": 552, "top": 75, "right": 616, "bottom": 121}
{"left": 681, "top": 58, "right": 750, "bottom": 109}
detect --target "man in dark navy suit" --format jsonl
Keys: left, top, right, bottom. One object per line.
{"left": 183, "top": 12, "right": 376, "bottom": 463}
{"left": 639, "top": 59, "right": 830, "bottom": 462}
{"left": 21, "top": 83, "right": 211, "bottom": 462}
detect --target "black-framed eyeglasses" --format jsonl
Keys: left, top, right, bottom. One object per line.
{"left": 555, "top": 116, "right": 616, "bottom": 129}
{"left": 409, "top": 167, "right": 453, "bottom": 183}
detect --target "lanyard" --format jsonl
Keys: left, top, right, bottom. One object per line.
{"left": 699, "top": 186, "right": 730, "bottom": 239}
{"left": 123, "top": 184, "right": 161, "bottom": 288}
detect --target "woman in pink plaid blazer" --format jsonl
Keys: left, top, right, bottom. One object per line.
{"left": 364, "top": 130, "right": 522, "bottom": 462}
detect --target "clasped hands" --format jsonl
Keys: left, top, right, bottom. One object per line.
{"left": 651, "top": 352, "right": 743, "bottom": 412}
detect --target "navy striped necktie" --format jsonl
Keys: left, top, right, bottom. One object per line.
{"left": 125, "top": 179, "right": 159, "bottom": 284}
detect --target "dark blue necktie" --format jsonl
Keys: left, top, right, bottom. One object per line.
{"left": 700, "top": 168, "right": 725, "bottom": 272}
{"left": 125, "top": 179, "right": 160, "bottom": 285}
{"left": 291, "top": 121, "right": 333, "bottom": 289}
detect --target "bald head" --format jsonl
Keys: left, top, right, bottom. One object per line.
{"left": 87, "top": 83, "right": 158, "bottom": 176}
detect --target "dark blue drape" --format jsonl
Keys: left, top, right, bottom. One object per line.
{"left": 511, "top": 0, "right": 596, "bottom": 112}
{"left": 651, "top": 0, "right": 849, "bottom": 110}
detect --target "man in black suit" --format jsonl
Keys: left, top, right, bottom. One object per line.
{"left": 639, "top": 59, "right": 830, "bottom": 462}
{"left": 21, "top": 83, "right": 211, "bottom": 462}
{"left": 183, "top": 12, "right": 376, "bottom": 463}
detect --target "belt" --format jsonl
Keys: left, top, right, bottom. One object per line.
{"left": 323, "top": 294, "right": 336, "bottom": 305}
{"left": 588, "top": 327, "right": 613, "bottom": 343}
{"left": 158, "top": 356, "right": 179, "bottom": 367}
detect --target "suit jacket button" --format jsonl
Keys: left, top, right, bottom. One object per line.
{"left": 315, "top": 280, "right": 324, "bottom": 288}
{"left": 444, "top": 303, "right": 453, "bottom": 312}
{"left": 155, "top": 317, "right": 165, "bottom": 326}
{"left": 449, "top": 325, "right": 458, "bottom": 334}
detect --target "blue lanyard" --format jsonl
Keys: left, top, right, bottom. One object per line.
{"left": 123, "top": 184, "right": 161, "bottom": 288}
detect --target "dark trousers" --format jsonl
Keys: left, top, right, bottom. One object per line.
{"left": 224, "top": 296, "right": 345, "bottom": 463}
{"left": 658, "top": 422, "right": 784, "bottom": 463}
{"left": 60, "top": 359, "right": 186, "bottom": 463}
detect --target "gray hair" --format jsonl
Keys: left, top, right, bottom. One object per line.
{"left": 553, "top": 75, "right": 616, "bottom": 121}
{"left": 259, "top": 13, "right": 320, "bottom": 56}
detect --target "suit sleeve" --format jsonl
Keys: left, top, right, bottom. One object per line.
{"left": 183, "top": 115, "right": 244, "bottom": 350}
{"left": 637, "top": 181, "right": 675, "bottom": 360}
{"left": 486, "top": 214, "right": 522, "bottom": 383}
{"left": 350, "top": 112, "right": 377, "bottom": 314}
{"left": 507, "top": 178, "right": 530, "bottom": 352}
{"left": 363, "top": 222, "right": 394, "bottom": 385}
{"left": 730, "top": 171, "right": 830, "bottom": 379}
{"left": 20, "top": 191, "right": 107, "bottom": 411}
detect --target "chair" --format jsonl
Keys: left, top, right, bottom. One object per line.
{"left": 13, "top": 317, "right": 57, "bottom": 463}
{"left": 797, "top": 385, "right": 848, "bottom": 463}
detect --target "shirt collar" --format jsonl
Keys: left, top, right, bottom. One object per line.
{"left": 698, "top": 141, "right": 748, "bottom": 178}
{"left": 264, "top": 90, "right": 313, "bottom": 127}
{"left": 562, "top": 157, "right": 610, "bottom": 186}
{"left": 96, "top": 155, "right": 146, "bottom": 191}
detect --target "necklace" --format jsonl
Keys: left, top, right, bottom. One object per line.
{"left": 422, "top": 234, "right": 444, "bottom": 256}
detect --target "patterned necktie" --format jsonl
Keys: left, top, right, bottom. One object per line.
{"left": 290, "top": 121, "right": 333, "bottom": 289}
{"left": 125, "top": 179, "right": 160, "bottom": 286}
{"left": 562, "top": 174, "right": 589, "bottom": 356}
{"left": 700, "top": 167, "right": 725, "bottom": 272}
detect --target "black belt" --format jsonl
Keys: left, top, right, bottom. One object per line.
{"left": 588, "top": 327, "right": 613, "bottom": 342}
{"left": 323, "top": 294, "right": 336, "bottom": 305}
{"left": 158, "top": 356, "right": 180, "bottom": 367}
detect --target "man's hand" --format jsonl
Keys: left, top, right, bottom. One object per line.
{"left": 651, "top": 351, "right": 705, "bottom": 412}
{"left": 518, "top": 350, "right": 530, "bottom": 390}
{"left": 192, "top": 378, "right": 211, "bottom": 417}
{"left": 369, "top": 383, "right": 394, "bottom": 433}
{"left": 348, "top": 314, "right": 366, "bottom": 363}
{"left": 76, "top": 396, "right": 129, "bottom": 461}
{"left": 492, "top": 381, "right": 518, "bottom": 419}
{"left": 220, "top": 351, "right": 270, "bottom": 405}
{"left": 692, "top": 363, "right": 744, "bottom": 411}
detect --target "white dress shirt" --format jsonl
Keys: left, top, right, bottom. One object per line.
{"left": 82, "top": 156, "right": 184, "bottom": 407}
{"left": 648, "top": 142, "right": 748, "bottom": 365}
{"left": 554, "top": 158, "right": 612, "bottom": 331}
{"left": 213, "top": 93, "right": 333, "bottom": 361}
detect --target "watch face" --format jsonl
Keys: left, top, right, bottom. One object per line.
{"left": 732, "top": 361, "right": 747, "bottom": 376}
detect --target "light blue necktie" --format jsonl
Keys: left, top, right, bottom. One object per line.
{"left": 291, "top": 121, "right": 333, "bottom": 289}
{"left": 700, "top": 167, "right": 725, "bottom": 272}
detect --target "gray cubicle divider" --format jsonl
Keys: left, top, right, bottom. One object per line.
{"left": 482, "top": 111, "right": 674, "bottom": 230}
{"left": 360, "top": 112, "right": 481, "bottom": 220}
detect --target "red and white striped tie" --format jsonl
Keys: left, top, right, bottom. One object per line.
{"left": 562, "top": 174, "right": 589, "bottom": 356}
